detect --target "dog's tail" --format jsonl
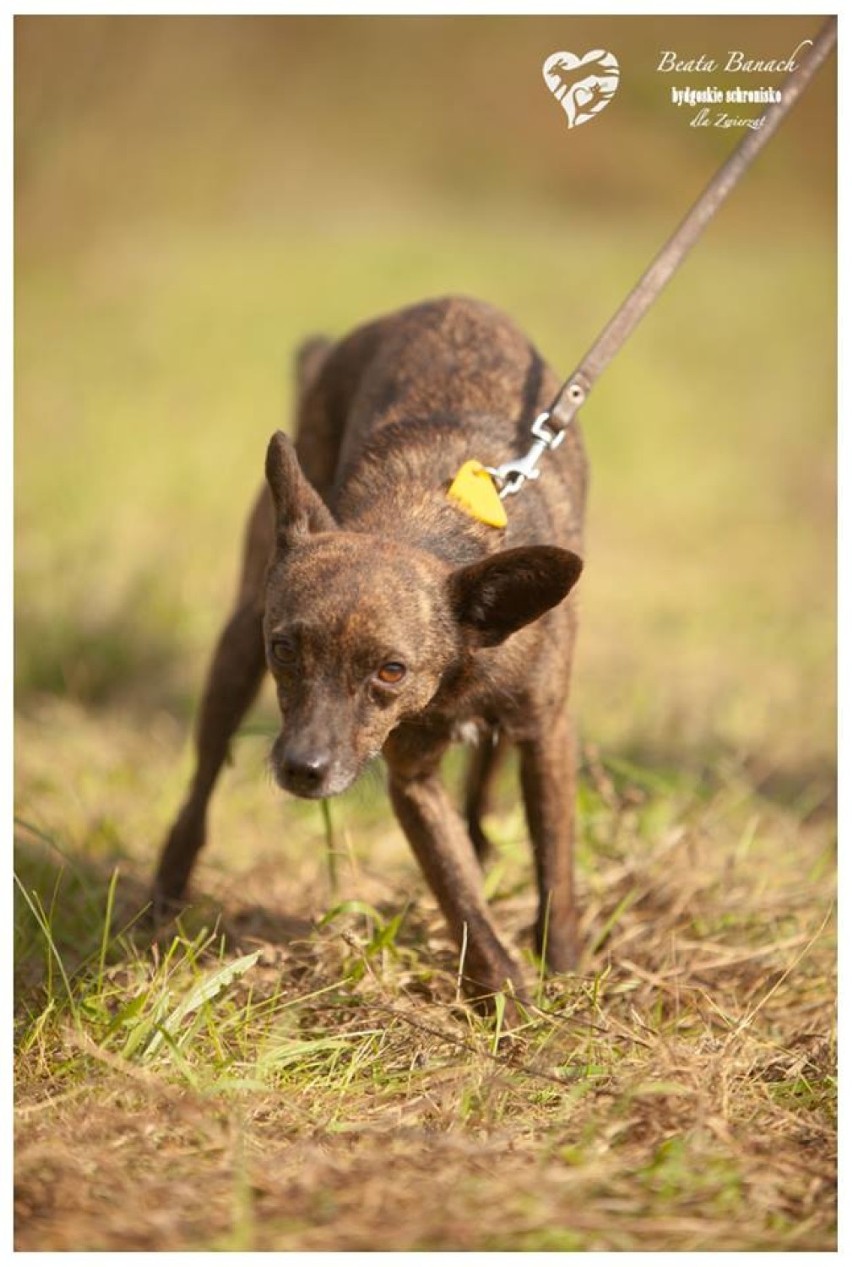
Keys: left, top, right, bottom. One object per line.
{"left": 295, "top": 335, "right": 333, "bottom": 400}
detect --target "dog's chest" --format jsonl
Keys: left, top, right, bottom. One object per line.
{"left": 451, "top": 718, "right": 490, "bottom": 747}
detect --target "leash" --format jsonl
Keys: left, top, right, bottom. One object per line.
{"left": 477, "top": 15, "right": 837, "bottom": 506}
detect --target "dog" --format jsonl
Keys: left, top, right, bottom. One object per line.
{"left": 153, "top": 296, "right": 587, "bottom": 1012}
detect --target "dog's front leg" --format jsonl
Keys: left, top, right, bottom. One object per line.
{"left": 153, "top": 599, "right": 266, "bottom": 913}
{"left": 388, "top": 763, "right": 527, "bottom": 1011}
{"left": 518, "top": 705, "right": 580, "bottom": 973}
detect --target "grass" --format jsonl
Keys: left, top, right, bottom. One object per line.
{"left": 14, "top": 706, "right": 835, "bottom": 1251}
{"left": 14, "top": 15, "right": 835, "bottom": 1252}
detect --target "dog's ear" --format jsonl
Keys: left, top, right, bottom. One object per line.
{"left": 265, "top": 431, "right": 337, "bottom": 548}
{"left": 448, "top": 546, "right": 583, "bottom": 648}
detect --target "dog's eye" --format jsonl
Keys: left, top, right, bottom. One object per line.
{"left": 375, "top": 661, "right": 407, "bottom": 686}
{"left": 270, "top": 636, "right": 297, "bottom": 666}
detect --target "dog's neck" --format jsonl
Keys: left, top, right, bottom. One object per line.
{"left": 331, "top": 416, "right": 508, "bottom": 567}
{"left": 346, "top": 488, "right": 502, "bottom": 568}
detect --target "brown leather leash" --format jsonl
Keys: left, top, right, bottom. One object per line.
{"left": 487, "top": 15, "right": 837, "bottom": 500}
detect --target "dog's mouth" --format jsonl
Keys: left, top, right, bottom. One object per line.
{"left": 268, "top": 729, "right": 385, "bottom": 800}
{"left": 277, "top": 764, "right": 355, "bottom": 800}
{"left": 269, "top": 744, "right": 359, "bottom": 800}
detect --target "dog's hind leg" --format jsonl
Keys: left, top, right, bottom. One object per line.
{"left": 518, "top": 703, "right": 580, "bottom": 974}
{"left": 464, "top": 729, "right": 508, "bottom": 864}
{"left": 152, "top": 491, "right": 271, "bottom": 916}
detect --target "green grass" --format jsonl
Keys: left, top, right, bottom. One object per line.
{"left": 15, "top": 15, "right": 835, "bottom": 1252}
{"left": 15, "top": 217, "right": 835, "bottom": 758}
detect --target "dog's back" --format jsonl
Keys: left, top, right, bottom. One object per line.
{"left": 295, "top": 296, "right": 587, "bottom": 565}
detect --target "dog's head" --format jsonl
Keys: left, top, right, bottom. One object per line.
{"left": 263, "top": 431, "right": 582, "bottom": 799}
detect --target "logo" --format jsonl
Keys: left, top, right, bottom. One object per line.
{"left": 542, "top": 49, "right": 620, "bottom": 128}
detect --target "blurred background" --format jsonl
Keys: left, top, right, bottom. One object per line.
{"left": 15, "top": 15, "right": 835, "bottom": 809}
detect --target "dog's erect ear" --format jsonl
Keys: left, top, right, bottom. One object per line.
{"left": 265, "top": 431, "right": 337, "bottom": 548}
{"left": 448, "top": 545, "right": 583, "bottom": 648}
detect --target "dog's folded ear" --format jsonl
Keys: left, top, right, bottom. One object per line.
{"left": 265, "top": 431, "right": 337, "bottom": 548}
{"left": 448, "top": 545, "right": 583, "bottom": 648}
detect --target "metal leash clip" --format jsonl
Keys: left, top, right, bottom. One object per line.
{"left": 486, "top": 411, "right": 567, "bottom": 500}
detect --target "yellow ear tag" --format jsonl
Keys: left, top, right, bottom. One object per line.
{"left": 446, "top": 460, "right": 507, "bottom": 529}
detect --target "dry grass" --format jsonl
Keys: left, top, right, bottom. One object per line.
{"left": 14, "top": 702, "right": 835, "bottom": 1251}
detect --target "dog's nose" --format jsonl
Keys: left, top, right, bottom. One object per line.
{"left": 281, "top": 750, "right": 331, "bottom": 797}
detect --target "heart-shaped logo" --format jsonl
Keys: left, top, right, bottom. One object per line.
{"left": 543, "top": 49, "right": 620, "bottom": 129}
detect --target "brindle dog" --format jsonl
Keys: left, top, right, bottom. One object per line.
{"left": 154, "top": 296, "right": 587, "bottom": 1011}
